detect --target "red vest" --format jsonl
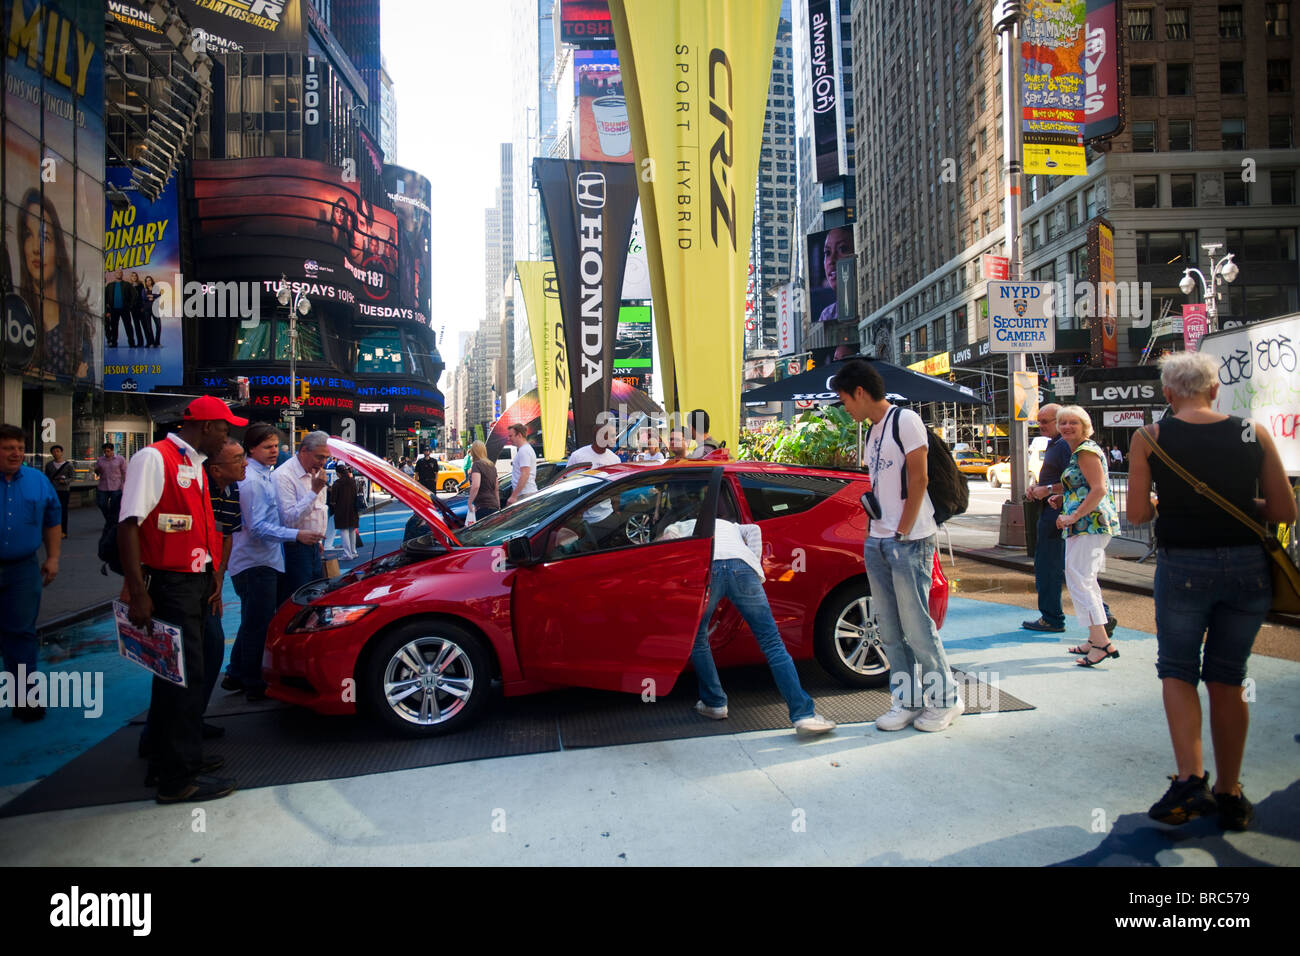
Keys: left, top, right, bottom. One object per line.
{"left": 137, "top": 438, "right": 222, "bottom": 575}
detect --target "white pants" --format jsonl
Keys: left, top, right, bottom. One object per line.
{"left": 1064, "top": 533, "right": 1110, "bottom": 628}
{"left": 338, "top": 527, "right": 358, "bottom": 559}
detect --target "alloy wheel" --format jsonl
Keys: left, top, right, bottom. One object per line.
{"left": 382, "top": 635, "right": 475, "bottom": 726}
{"left": 833, "top": 596, "right": 888, "bottom": 677}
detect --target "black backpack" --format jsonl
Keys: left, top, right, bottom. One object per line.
{"left": 873, "top": 408, "right": 969, "bottom": 526}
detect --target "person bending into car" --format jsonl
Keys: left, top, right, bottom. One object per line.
{"left": 832, "top": 359, "right": 962, "bottom": 733}
{"left": 661, "top": 497, "right": 836, "bottom": 736}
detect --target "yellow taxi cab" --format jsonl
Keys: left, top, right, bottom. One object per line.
{"left": 952, "top": 450, "right": 994, "bottom": 477}
{"left": 435, "top": 460, "right": 467, "bottom": 493}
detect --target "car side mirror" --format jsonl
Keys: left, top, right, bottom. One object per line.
{"left": 506, "top": 535, "right": 536, "bottom": 565}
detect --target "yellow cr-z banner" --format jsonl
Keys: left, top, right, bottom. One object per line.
{"left": 609, "top": 0, "right": 780, "bottom": 452}
{"left": 516, "top": 261, "right": 571, "bottom": 462}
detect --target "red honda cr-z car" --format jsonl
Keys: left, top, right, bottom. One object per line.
{"left": 262, "top": 439, "right": 949, "bottom": 736}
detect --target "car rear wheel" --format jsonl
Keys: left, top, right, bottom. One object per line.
{"left": 441, "top": 478, "right": 461, "bottom": 494}
{"left": 362, "top": 621, "right": 490, "bottom": 736}
{"left": 814, "top": 582, "right": 890, "bottom": 688}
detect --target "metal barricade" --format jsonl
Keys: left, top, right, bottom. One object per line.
{"left": 1108, "top": 473, "right": 1157, "bottom": 562}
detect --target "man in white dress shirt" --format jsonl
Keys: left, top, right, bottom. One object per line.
{"left": 275, "top": 430, "right": 330, "bottom": 603}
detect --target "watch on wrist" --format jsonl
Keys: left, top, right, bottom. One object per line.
{"left": 893, "top": 531, "right": 905, "bottom": 541}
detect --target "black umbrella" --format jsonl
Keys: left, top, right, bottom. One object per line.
{"left": 742, "top": 355, "right": 987, "bottom": 406}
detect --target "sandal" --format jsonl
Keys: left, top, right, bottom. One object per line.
{"left": 1076, "top": 641, "right": 1120, "bottom": 667}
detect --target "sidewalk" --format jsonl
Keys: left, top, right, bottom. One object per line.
{"left": 35, "top": 493, "right": 398, "bottom": 634}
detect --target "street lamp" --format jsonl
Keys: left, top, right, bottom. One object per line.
{"left": 276, "top": 274, "right": 312, "bottom": 453}
{"left": 1178, "top": 243, "right": 1240, "bottom": 333}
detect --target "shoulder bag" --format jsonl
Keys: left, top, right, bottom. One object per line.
{"left": 1136, "top": 427, "right": 1300, "bottom": 614}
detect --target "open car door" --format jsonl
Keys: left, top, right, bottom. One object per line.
{"left": 511, "top": 467, "right": 722, "bottom": 694}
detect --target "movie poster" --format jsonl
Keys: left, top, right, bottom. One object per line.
{"left": 102, "top": 168, "right": 183, "bottom": 392}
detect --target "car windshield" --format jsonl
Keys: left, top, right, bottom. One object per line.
{"left": 456, "top": 474, "right": 607, "bottom": 546}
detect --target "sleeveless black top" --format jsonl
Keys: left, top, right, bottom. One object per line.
{"left": 1149, "top": 416, "right": 1262, "bottom": 548}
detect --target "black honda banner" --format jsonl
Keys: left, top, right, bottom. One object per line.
{"left": 533, "top": 158, "right": 639, "bottom": 446}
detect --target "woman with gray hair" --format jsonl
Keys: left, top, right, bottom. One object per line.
{"left": 1048, "top": 405, "right": 1121, "bottom": 665}
{"left": 1127, "top": 351, "right": 1295, "bottom": 831}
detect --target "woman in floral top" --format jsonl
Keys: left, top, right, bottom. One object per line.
{"left": 1049, "top": 405, "right": 1121, "bottom": 666}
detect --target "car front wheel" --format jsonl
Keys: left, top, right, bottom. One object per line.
{"left": 362, "top": 621, "right": 491, "bottom": 736}
{"left": 441, "top": 478, "right": 460, "bottom": 494}
{"left": 814, "top": 582, "right": 890, "bottom": 688}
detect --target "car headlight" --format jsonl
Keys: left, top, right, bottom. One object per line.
{"left": 288, "top": 605, "right": 376, "bottom": 633}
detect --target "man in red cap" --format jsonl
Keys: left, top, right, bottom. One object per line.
{"left": 118, "top": 395, "right": 246, "bottom": 803}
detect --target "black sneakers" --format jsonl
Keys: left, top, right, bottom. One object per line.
{"left": 1148, "top": 773, "right": 1216, "bottom": 824}
{"left": 1021, "top": 618, "right": 1066, "bottom": 633}
{"left": 1215, "top": 791, "right": 1254, "bottom": 831}
{"left": 156, "top": 774, "right": 237, "bottom": 804}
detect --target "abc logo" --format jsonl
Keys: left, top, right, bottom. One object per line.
{"left": 2, "top": 293, "right": 37, "bottom": 369}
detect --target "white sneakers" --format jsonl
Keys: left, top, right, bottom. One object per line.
{"left": 876, "top": 695, "right": 965, "bottom": 732}
{"left": 793, "top": 713, "right": 837, "bottom": 736}
{"left": 694, "top": 700, "right": 729, "bottom": 720}
{"left": 913, "top": 696, "right": 965, "bottom": 732}
{"left": 875, "top": 700, "right": 922, "bottom": 731}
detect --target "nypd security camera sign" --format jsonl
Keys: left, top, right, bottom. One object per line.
{"left": 988, "top": 281, "right": 1056, "bottom": 353}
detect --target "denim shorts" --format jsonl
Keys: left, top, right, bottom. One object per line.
{"left": 1153, "top": 545, "right": 1271, "bottom": 686}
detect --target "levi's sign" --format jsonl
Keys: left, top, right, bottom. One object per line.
{"left": 988, "top": 281, "right": 1056, "bottom": 353}
{"left": 1084, "top": 381, "right": 1160, "bottom": 405}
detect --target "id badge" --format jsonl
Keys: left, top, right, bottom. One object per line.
{"left": 157, "top": 513, "right": 193, "bottom": 533}
{"left": 175, "top": 464, "right": 197, "bottom": 489}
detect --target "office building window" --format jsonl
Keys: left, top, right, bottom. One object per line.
{"left": 954, "top": 305, "right": 968, "bottom": 340}
{"left": 1268, "top": 59, "right": 1292, "bottom": 93}
{"left": 1068, "top": 194, "right": 1081, "bottom": 228}
{"left": 1071, "top": 246, "right": 1088, "bottom": 280}
{"left": 1226, "top": 228, "right": 1297, "bottom": 261}
{"left": 1130, "top": 64, "right": 1156, "bottom": 96}
{"left": 1222, "top": 118, "right": 1246, "bottom": 150}
{"left": 1221, "top": 61, "right": 1245, "bottom": 94}
{"left": 1134, "top": 176, "right": 1159, "bottom": 208}
{"left": 1224, "top": 176, "right": 1250, "bottom": 206}
{"left": 1032, "top": 262, "right": 1056, "bottom": 283}
{"left": 900, "top": 333, "right": 911, "bottom": 355}
{"left": 1131, "top": 120, "right": 1157, "bottom": 151}
{"left": 1272, "top": 170, "right": 1296, "bottom": 205}
{"left": 1270, "top": 115, "right": 1294, "bottom": 147}
{"left": 932, "top": 317, "right": 946, "bottom": 349}
{"left": 1128, "top": 7, "right": 1154, "bottom": 41}
{"left": 1266, "top": 3, "right": 1290, "bottom": 36}
{"left": 1166, "top": 7, "right": 1191, "bottom": 39}
{"left": 1166, "top": 62, "right": 1192, "bottom": 95}
{"left": 1085, "top": 186, "right": 1098, "bottom": 218}
{"left": 1219, "top": 5, "right": 1244, "bottom": 38}
{"left": 1168, "top": 119, "right": 1193, "bottom": 150}
{"left": 1171, "top": 174, "right": 1196, "bottom": 207}
{"left": 1136, "top": 231, "right": 1197, "bottom": 266}
{"left": 917, "top": 325, "right": 928, "bottom": 351}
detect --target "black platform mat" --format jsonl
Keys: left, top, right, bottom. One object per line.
{"left": 1, "top": 664, "right": 1030, "bottom": 817}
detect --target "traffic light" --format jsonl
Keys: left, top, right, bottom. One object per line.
{"left": 413, "top": 420, "right": 421, "bottom": 431}
{"left": 300, "top": 380, "right": 310, "bottom": 403}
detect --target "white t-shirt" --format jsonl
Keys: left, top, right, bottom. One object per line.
{"left": 511, "top": 442, "right": 538, "bottom": 496}
{"left": 864, "top": 406, "right": 937, "bottom": 540}
{"left": 568, "top": 444, "right": 621, "bottom": 469}
{"left": 661, "top": 518, "right": 764, "bottom": 577}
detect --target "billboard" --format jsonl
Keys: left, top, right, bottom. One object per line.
{"left": 1021, "top": 0, "right": 1088, "bottom": 176}
{"left": 806, "top": 0, "right": 847, "bottom": 182}
{"left": 560, "top": 0, "right": 614, "bottom": 48}
{"left": 574, "top": 50, "right": 633, "bottom": 163}
{"left": 102, "top": 168, "right": 183, "bottom": 392}
{"left": 807, "top": 226, "right": 854, "bottom": 323}
{"left": 1084, "top": 0, "right": 1124, "bottom": 143}
{"left": 533, "top": 158, "right": 639, "bottom": 445}
{"left": 613, "top": 305, "right": 652, "bottom": 393}
{"left": 383, "top": 165, "right": 433, "bottom": 326}
{"left": 608, "top": 0, "right": 781, "bottom": 452}
{"left": 2, "top": 0, "right": 105, "bottom": 383}
{"left": 191, "top": 157, "right": 407, "bottom": 318}
{"left": 106, "top": 0, "right": 305, "bottom": 54}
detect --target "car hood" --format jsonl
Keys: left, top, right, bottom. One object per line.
{"left": 326, "top": 438, "right": 460, "bottom": 547}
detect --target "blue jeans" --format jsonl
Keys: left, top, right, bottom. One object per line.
{"left": 0, "top": 555, "right": 42, "bottom": 698}
{"left": 1154, "top": 545, "right": 1271, "bottom": 686}
{"left": 280, "top": 541, "right": 323, "bottom": 605}
{"left": 231, "top": 566, "right": 282, "bottom": 692}
{"left": 863, "top": 535, "right": 957, "bottom": 708}
{"left": 691, "top": 559, "right": 815, "bottom": 722}
{"left": 1035, "top": 508, "right": 1066, "bottom": 627}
